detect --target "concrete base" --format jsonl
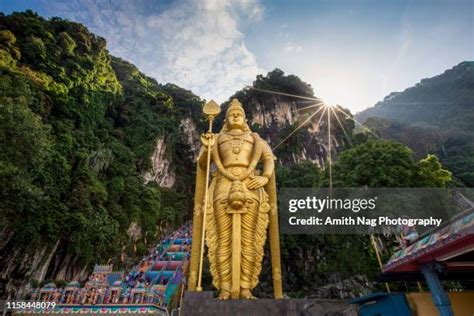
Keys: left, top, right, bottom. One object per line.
{"left": 181, "top": 291, "right": 357, "bottom": 316}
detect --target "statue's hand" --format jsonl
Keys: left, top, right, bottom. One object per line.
{"left": 247, "top": 176, "right": 269, "bottom": 190}
{"left": 200, "top": 132, "right": 215, "bottom": 148}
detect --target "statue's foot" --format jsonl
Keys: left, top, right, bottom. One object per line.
{"left": 240, "top": 289, "right": 256, "bottom": 299}
{"left": 217, "top": 290, "right": 230, "bottom": 300}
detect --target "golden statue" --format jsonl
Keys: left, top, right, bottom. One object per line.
{"left": 188, "top": 99, "right": 283, "bottom": 300}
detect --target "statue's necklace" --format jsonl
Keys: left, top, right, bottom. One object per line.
{"left": 228, "top": 131, "right": 245, "bottom": 154}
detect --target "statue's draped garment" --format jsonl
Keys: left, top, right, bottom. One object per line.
{"left": 188, "top": 99, "right": 283, "bottom": 299}
{"left": 205, "top": 131, "right": 274, "bottom": 292}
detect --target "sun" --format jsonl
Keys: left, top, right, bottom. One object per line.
{"left": 322, "top": 102, "right": 335, "bottom": 108}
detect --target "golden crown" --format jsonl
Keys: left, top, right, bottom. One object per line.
{"left": 226, "top": 98, "right": 245, "bottom": 117}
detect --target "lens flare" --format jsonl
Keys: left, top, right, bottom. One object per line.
{"left": 248, "top": 88, "right": 380, "bottom": 190}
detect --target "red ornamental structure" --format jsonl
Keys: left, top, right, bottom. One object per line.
{"left": 377, "top": 209, "right": 474, "bottom": 316}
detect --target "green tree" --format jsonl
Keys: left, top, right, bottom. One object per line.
{"left": 276, "top": 160, "right": 320, "bottom": 188}
{"left": 415, "top": 154, "right": 452, "bottom": 187}
{"left": 0, "top": 98, "right": 51, "bottom": 240}
{"left": 326, "top": 140, "right": 416, "bottom": 187}
{"left": 0, "top": 12, "right": 198, "bottom": 275}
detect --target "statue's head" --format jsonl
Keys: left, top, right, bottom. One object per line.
{"left": 224, "top": 99, "right": 249, "bottom": 131}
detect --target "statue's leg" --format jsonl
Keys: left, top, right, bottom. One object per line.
{"left": 240, "top": 198, "right": 259, "bottom": 299}
{"left": 214, "top": 199, "right": 232, "bottom": 299}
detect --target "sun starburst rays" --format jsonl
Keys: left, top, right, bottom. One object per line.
{"left": 250, "top": 87, "right": 323, "bottom": 102}
{"left": 334, "top": 106, "right": 379, "bottom": 138}
{"left": 248, "top": 87, "right": 391, "bottom": 280}
{"left": 297, "top": 102, "right": 325, "bottom": 112}
{"left": 249, "top": 88, "right": 380, "bottom": 189}
{"left": 273, "top": 104, "right": 325, "bottom": 150}
{"left": 330, "top": 105, "right": 353, "bottom": 147}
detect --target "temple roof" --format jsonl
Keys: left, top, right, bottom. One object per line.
{"left": 383, "top": 209, "right": 474, "bottom": 274}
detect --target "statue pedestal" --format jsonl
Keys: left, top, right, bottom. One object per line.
{"left": 181, "top": 291, "right": 358, "bottom": 316}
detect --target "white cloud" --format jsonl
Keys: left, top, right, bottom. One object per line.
{"left": 284, "top": 42, "right": 303, "bottom": 53}
{"left": 42, "top": 0, "right": 265, "bottom": 103}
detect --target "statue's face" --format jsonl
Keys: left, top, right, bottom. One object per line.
{"left": 226, "top": 109, "right": 245, "bottom": 129}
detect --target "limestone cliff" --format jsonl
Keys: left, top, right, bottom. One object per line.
{"left": 246, "top": 97, "right": 345, "bottom": 167}
{"left": 0, "top": 13, "right": 355, "bottom": 301}
{"left": 0, "top": 12, "right": 202, "bottom": 299}
{"left": 143, "top": 137, "right": 176, "bottom": 188}
{"left": 222, "top": 69, "right": 354, "bottom": 168}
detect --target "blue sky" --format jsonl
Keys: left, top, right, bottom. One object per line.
{"left": 1, "top": 0, "right": 472, "bottom": 112}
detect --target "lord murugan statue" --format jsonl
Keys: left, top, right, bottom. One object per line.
{"left": 188, "top": 99, "right": 283, "bottom": 300}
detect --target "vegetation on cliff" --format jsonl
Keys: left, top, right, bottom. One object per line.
{"left": 357, "top": 62, "right": 474, "bottom": 186}
{"left": 0, "top": 11, "right": 199, "bottom": 295}
{"left": 0, "top": 10, "right": 462, "bottom": 300}
{"left": 257, "top": 140, "right": 452, "bottom": 298}
{"left": 223, "top": 68, "right": 455, "bottom": 297}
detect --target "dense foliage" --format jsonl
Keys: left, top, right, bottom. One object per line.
{"left": 357, "top": 62, "right": 474, "bottom": 186}
{"left": 327, "top": 140, "right": 452, "bottom": 188}
{"left": 0, "top": 11, "right": 199, "bottom": 271}
{"left": 0, "top": 10, "right": 464, "bottom": 301}
{"left": 264, "top": 140, "right": 452, "bottom": 298}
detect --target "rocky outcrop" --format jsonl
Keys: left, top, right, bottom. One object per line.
{"left": 51, "top": 254, "right": 89, "bottom": 282}
{"left": 0, "top": 243, "right": 52, "bottom": 300}
{"left": 0, "top": 227, "right": 90, "bottom": 300}
{"left": 143, "top": 137, "right": 176, "bottom": 188}
{"left": 313, "top": 275, "right": 373, "bottom": 299}
{"left": 250, "top": 99, "right": 299, "bottom": 127}
{"left": 180, "top": 117, "right": 200, "bottom": 161}
{"left": 127, "top": 221, "right": 142, "bottom": 243}
{"left": 242, "top": 97, "right": 346, "bottom": 167}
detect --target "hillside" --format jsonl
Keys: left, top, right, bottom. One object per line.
{"left": 0, "top": 10, "right": 201, "bottom": 298}
{"left": 2, "top": 10, "right": 423, "bottom": 301}
{"left": 0, "top": 11, "right": 355, "bottom": 299}
{"left": 356, "top": 62, "right": 474, "bottom": 185}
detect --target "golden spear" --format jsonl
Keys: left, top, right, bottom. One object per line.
{"left": 195, "top": 100, "right": 220, "bottom": 291}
